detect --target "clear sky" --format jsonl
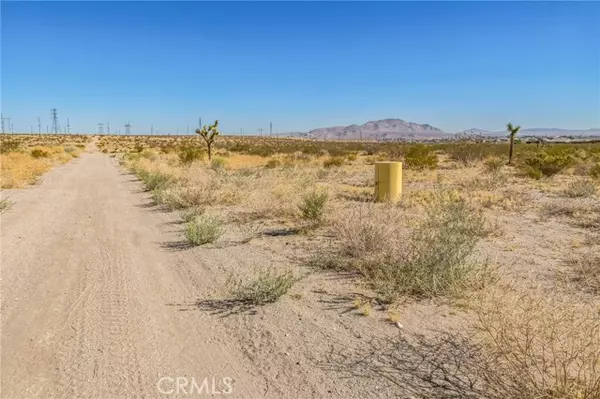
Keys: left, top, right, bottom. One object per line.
{"left": 1, "top": 1, "right": 599, "bottom": 134}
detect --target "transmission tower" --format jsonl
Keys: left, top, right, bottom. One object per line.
{"left": 51, "top": 108, "right": 61, "bottom": 134}
{"left": 98, "top": 123, "right": 104, "bottom": 134}
{"left": 151, "top": 124, "right": 154, "bottom": 135}
{"left": 0, "top": 114, "right": 10, "bottom": 134}
{"left": 37, "top": 117, "right": 42, "bottom": 134}
{"left": 258, "top": 128, "right": 264, "bottom": 136}
{"left": 107, "top": 122, "right": 110, "bottom": 135}
{"left": 66, "top": 118, "right": 71, "bottom": 134}
{"left": 125, "top": 121, "right": 131, "bottom": 135}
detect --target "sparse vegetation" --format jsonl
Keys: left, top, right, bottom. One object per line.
{"left": 562, "top": 179, "right": 597, "bottom": 198}
{"left": 403, "top": 145, "right": 438, "bottom": 170}
{"left": 0, "top": 197, "right": 13, "bottom": 213}
{"left": 227, "top": 267, "right": 296, "bottom": 305}
{"left": 185, "top": 215, "right": 223, "bottom": 245}
{"left": 299, "top": 190, "right": 328, "bottom": 224}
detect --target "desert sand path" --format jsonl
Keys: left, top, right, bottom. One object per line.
{"left": 0, "top": 147, "right": 267, "bottom": 398}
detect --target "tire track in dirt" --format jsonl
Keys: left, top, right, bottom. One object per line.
{"left": 1, "top": 147, "right": 266, "bottom": 398}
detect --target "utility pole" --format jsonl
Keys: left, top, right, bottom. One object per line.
{"left": 151, "top": 124, "right": 154, "bottom": 135}
{"left": 258, "top": 128, "right": 263, "bottom": 136}
{"left": 51, "top": 108, "right": 60, "bottom": 134}
{"left": 0, "top": 113, "right": 5, "bottom": 134}
{"left": 37, "top": 117, "right": 42, "bottom": 134}
{"left": 198, "top": 117, "right": 202, "bottom": 129}
{"left": 11, "top": 123, "right": 14, "bottom": 134}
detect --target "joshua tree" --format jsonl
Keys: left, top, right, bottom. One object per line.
{"left": 506, "top": 122, "right": 521, "bottom": 165}
{"left": 195, "top": 120, "right": 219, "bottom": 161}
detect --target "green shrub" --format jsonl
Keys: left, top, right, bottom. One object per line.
{"left": 30, "top": 149, "right": 50, "bottom": 158}
{"left": 562, "top": 179, "right": 597, "bottom": 198}
{"left": 185, "top": 215, "right": 223, "bottom": 245}
{"left": 299, "top": 191, "right": 328, "bottom": 224}
{"left": 323, "top": 156, "right": 345, "bottom": 168}
{"left": 138, "top": 170, "right": 174, "bottom": 191}
{"left": 522, "top": 151, "right": 574, "bottom": 178}
{"left": 0, "top": 198, "right": 13, "bottom": 213}
{"left": 404, "top": 145, "right": 438, "bottom": 170}
{"left": 227, "top": 268, "right": 296, "bottom": 305}
{"left": 359, "top": 193, "right": 488, "bottom": 301}
{"left": 178, "top": 146, "right": 204, "bottom": 165}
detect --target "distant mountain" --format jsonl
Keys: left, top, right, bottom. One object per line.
{"left": 306, "top": 118, "right": 448, "bottom": 140}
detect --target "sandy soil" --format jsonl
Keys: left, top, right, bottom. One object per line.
{"left": 0, "top": 145, "right": 407, "bottom": 398}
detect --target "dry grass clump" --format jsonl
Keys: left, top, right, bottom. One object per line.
{"left": 561, "top": 179, "right": 597, "bottom": 198}
{"left": 562, "top": 253, "right": 600, "bottom": 294}
{"left": 475, "top": 284, "right": 600, "bottom": 399}
{"left": 226, "top": 267, "right": 296, "bottom": 305}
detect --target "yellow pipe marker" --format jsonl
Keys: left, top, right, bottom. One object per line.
{"left": 375, "top": 161, "right": 403, "bottom": 203}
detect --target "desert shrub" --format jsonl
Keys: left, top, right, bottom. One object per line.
{"left": 447, "top": 144, "right": 489, "bottom": 166}
{"left": 265, "top": 158, "right": 281, "bottom": 169}
{"left": 211, "top": 156, "right": 228, "bottom": 170}
{"left": 563, "top": 254, "right": 600, "bottom": 294}
{"left": 347, "top": 152, "right": 358, "bottom": 161}
{"left": 403, "top": 145, "right": 438, "bottom": 170}
{"left": 323, "top": 156, "right": 345, "bottom": 168}
{"left": 227, "top": 267, "right": 296, "bottom": 305}
{"left": 180, "top": 207, "right": 205, "bottom": 223}
{"left": 358, "top": 193, "right": 488, "bottom": 300}
{"left": 522, "top": 151, "right": 574, "bottom": 179}
{"left": 137, "top": 170, "right": 174, "bottom": 191}
{"left": 0, "top": 140, "right": 21, "bottom": 153}
{"left": 0, "top": 198, "right": 13, "bottom": 213}
{"left": 476, "top": 286, "right": 600, "bottom": 399}
{"left": 562, "top": 179, "right": 597, "bottom": 198}
{"left": 590, "top": 164, "right": 600, "bottom": 179}
{"left": 299, "top": 191, "right": 328, "bottom": 224}
{"left": 178, "top": 146, "right": 204, "bottom": 165}
{"left": 30, "top": 148, "right": 50, "bottom": 158}
{"left": 185, "top": 215, "right": 223, "bottom": 245}
{"left": 483, "top": 156, "right": 504, "bottom": 174}
{"left": 140, "top": 149, "right": 158, "bottom": 160}
{"left": 64, "top": 146, "right": 77, "bottom": 155}
{"left": 334, "top": 205, "right": 401, "bottom": 259}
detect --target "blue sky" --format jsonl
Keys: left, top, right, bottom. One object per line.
{"left": 1, "top": 1, "right": 599, "bottom": 134}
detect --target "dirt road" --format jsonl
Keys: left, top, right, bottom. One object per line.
{"left": 1, "top": 148, "right": 271, "bottom": 398}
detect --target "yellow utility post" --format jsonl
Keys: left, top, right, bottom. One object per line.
{"left": 375, "top": 162, "right": 403, "bottom": 203}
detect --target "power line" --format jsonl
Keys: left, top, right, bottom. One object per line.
{"left": 51, "top": 108, "right": 61, "bottom": 134}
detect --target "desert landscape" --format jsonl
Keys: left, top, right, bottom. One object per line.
{"left": 1, "top": 131, "right": 599, "bottom": 398}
